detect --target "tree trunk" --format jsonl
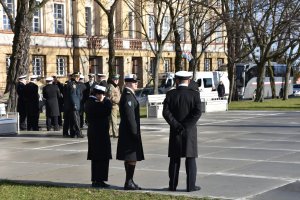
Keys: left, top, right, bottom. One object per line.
{"left": 268, "top": 61, "right": 276, "bottom": 99}
{"left": 5, "top": 2, "right": 32, "bottom": 112}
{"left": 283, "top": 62, "right": 291, "bottom": 100}
{"left": 107, "top": 13, "right": 116, "bottom": 78}
{"left": 255, "top": 63, "right": 266, "bottom": 102}
{"left": 153, "top": 50, "right": 163, "bottom": 94}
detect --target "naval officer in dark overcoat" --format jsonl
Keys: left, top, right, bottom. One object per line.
{"left": 43, "top": 77, "right": 61, "bottom": 131}
{"left": 85, "top": 85, "right": 112, "bottom": 188}
{"left": 116, "top": 74, "right": 144, "bottom": 190}
{"left": 17, "top": 75, "right": 27, "bottom": 130}
{"left": 163, "top": 71, "right": 202, "bottom": 192}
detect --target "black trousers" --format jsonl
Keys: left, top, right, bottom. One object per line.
{"left": 63, "top": 111, "right": 71, "bottom": 136}
{"left": 27, "top": 115, "right": 39, "bottom": 131}
{"left": 91, "top": 160, "right": 109, "bottom": 182}
{"left": 46, "top": 116, "right": 58, "bottom": 130}
{"left": 169, "top": 157, "right": 197, "bottom": 190}
{"left": 70, "top": 111, "right": 82, "bottom": 137}
{"left": 19, "top": 111, "right": 26, "bottom": 130}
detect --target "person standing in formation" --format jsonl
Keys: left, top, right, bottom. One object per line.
{"left": 116, "top": 74, "right": 144, "bottom": 190}
{"left": 163, "top": 71, "right": 202, "bottom": 192}
{"left": 43, "top": 77, "right": 61, "bottom": 131}
{"left": 85, "top": 85, "right": 112, "bottom": 188}
{"left": 24, "top": 75, "right": 40, "bottom": 131}
{"left": 78, "top": 75, "right": 87, "bottom": 128}
{"left": 52, "top": 76, "right": 64, "bottom": 126}
{"left": 83, "top": 73, "right": 97, "bottom": 126}
{"left": 63, "top": 73, "right": 72, "bottom": 137}
{"left": 97, "top": 73, "right": 108, "bottom": 87}
{"left": 63, "top": 72, "right": 84, "bottom": 138}
{"left": 17, "top": 75, "right": 27, "bottom": 130}
{"left": 107, "top": 74, "right": 121, "bottom": 138}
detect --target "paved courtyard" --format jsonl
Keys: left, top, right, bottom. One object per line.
{"left": 0, "top": 111, "right": 300, "bottom": 199}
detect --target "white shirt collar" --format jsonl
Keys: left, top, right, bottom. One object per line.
{"left": 178, "top": 83, "right": 188, "bottom": 87}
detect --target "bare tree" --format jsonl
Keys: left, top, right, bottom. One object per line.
{"left": 94, "top": 0, "right": 121, "bottom": 78}
{"left": 243, "top": 0, "right": 300, "bottom": 102}
{"left": 125, "top": 0, "right": 173, "bottom": 94}
{"left": 0, "top": 0, "right": 49, "bottom": 112}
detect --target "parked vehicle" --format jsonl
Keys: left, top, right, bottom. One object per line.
{"left": 135, "top": 87, "right": 164, "bottom": 106}
{"left": 236, "top": 62, "right": 293, "bottom": 99}
{"left": 293, "top": 84, "right": 300, "bottom": 96}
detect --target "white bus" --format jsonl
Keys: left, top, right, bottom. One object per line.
{"left": 236, "top": 63, "right": 293, "bottom": 99}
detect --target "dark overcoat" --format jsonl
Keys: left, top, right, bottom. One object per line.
{"left": 24, "top": 82, "right": 39, "bottom": 117}
{"left": 85, "top": 96, "right": 112, "bottom": 160}
{"left": 63, "top": 80, "right": 81, "bottom": 111}
{"left": 43, "top": 84, "right": 61, "bottom": 117}
{"left": 17, "top": 82, "right": 26, "bottom": 113}
{"left": 53, "top": 81, "right": 64, "bottom": 112}
{"left": 163, "top": 86, "right": 202, "bottom": 158}
{"left": 116, "top": 87, "right": 144, "bottom": 161}
{"left": 83, "top": 81, "right": 97, "bottom": 103}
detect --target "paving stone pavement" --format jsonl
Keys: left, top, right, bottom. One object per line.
{"left": 0, "top": 111, "right": 300, "bottom": 200}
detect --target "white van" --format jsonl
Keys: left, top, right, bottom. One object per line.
{"left": 193, "top": 71, "right": 216, "bottom": 93}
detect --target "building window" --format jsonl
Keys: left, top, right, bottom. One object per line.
{"left": 54, "top": 4, "right": 64, "bottom": 34}
{"left": 85, "top": 7, "right": 91, "bottom": 36}
{"left": 215, "top": 25, "right": 223, "bottom": 43}
{"left": 2, "top": 0, "right": 14, "bottom": 30}
{"left": 128, "top": 12, "right": 135, "bottom": 38}
{"left": 204, "top": 58, "right": 212, "bottom": 71}
{"left": 56, "top": 56, "right": 68, "bottom": 76}
{"left": 32, "top": 56, "right": 44, "bottom": 77}
{"left": 162, "top": 16, "right": 170, "bottom": 40}
{"left": 6, "top": 55, "right": 11, "bottom": 74}
{"left": 164, "top": 59, "right": 170, "bottom": 72}
{"left": 148, "top": 15, "right": 155, "bottom": 40}
{"left": 32, "top": 7, "right": 41, "bottom": 32}
{"left": 217, "top": 58, "right": 224, "bottom": 68}
{"left": 178, "top": 16, "right": 184, "bottom": 41}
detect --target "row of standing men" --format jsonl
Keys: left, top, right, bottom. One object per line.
{"left": 16, "top": 72, "right": 120, "bottom": 138}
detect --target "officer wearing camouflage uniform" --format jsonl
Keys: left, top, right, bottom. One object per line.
{"left": 106, "top": 74, "right": 121, "bottom": 138}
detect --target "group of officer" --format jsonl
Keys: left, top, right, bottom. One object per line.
{"left": 85, "top": 71, "right": 201, "bottom": 192}
{"left": 17, "top": 70, "right": 201, "bottom": 192}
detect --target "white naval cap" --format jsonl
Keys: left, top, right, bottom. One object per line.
{"left": 45, "top": 77, "right": 53, "bottom": 82}
{"left": 124, "top": 74, "right": 139, "bottom": 83}
{"left": 18, "top": 75, "right": 27, "bottom": 79}
{"left": 175, "top": 71, "right": 192, "bottom": 80}
{"left": 93, "top": 85, "right": 106, "bottom": 93}
{"left": 30, "top": 75, "right": 38, "bottom": 80}
{"left": 97, "top": 73, "right": 106, "bottom": 77}
{"left": 79, "top": 75, "right": 84, "bottom": 79}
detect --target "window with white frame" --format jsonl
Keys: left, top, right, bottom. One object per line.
{"left": 204, "top": 58, "right": 212, "bottom": 71}
{"left": 128, "top": 12, "right": 135, "bottom": 38}
{"left": 54, "top": 4, "right": 64, "bottom": 34}
{"left": 56, "top": 56, "right": 68, "bottom": 76}
{"left": 148, "top": 15, "right": 155, "bottom": 40}
{"left": 164, "top": 59, "right": 170, "bottom": 72}
{"left": 177, "top": 16, "right": 184, "bottom": 41}
{"left": 6, "top": 55, "right": 11, "bottom": 74}
{"left": 162, "top": 16, "right": 170, "bottom": 40}
{"left": 215, "top": 25, "right": 223, "bottom": 43}
{"left": 85, "top": 7, "right": 91, "bottom": 35}
{"left": 217, "top": 58, "right": 224, "bottom": 68}
{"left": 32, "top": 7, "right": 41, "bottom": 32}
{"left": 2, "top": 0, "right": 14, "bottom": 30}
{"left": 32, "top": 56, "right": 44, "bottom": 76}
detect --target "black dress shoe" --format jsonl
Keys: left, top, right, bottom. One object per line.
{"left": 168, "top": 187, "right": 176, "bottom": 191}
{"left": 132, "top": 181, "right": 142, "bottom": 190}
{"left": 92, "top": 181, "right": 110, "bottom": 188}
{"left": 187, "top": 186, "right": 201, "bottom": 192}
{"left": 77, "top": 134, "right": 85, "bottom": 138}
{"left": 124, "top": 180, "right": 140, "bottom": 190}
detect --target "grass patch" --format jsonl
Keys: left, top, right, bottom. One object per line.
{"left": 140, "top": 106, "right": 147, "bottom": 118}
{"left": 229, "top": 98, "right": 300, "bottom": 111}
{"left": 0, "top": 181, "right": 213, "bottom": 200}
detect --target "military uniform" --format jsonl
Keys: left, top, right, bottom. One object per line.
{"left": 107, "top": 76, "right": 121, "bottom": 138}
{"left": 63, "top": 74, "right": 84, "bottom": 138}
{"left": 85, "top": 85, "right": 112, "bottom": 187}
{"left": 16, "top": 76, "right": 27, "bottom": 130}
{"left": 43, "top": 77, "right": 61, "bottom": 131}
{"left": 163, "top": 71, "right": 202, "bottom": 192}
{"left": 24, "top": 77, "right": 40, "bottom": 131}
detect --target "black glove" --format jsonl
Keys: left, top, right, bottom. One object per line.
{"left": 176, "top": 125, "right": 185, "bottom": 136}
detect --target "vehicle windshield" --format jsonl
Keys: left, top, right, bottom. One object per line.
{"left": 294, "top": 84, "right": 300, "bottom": 89}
